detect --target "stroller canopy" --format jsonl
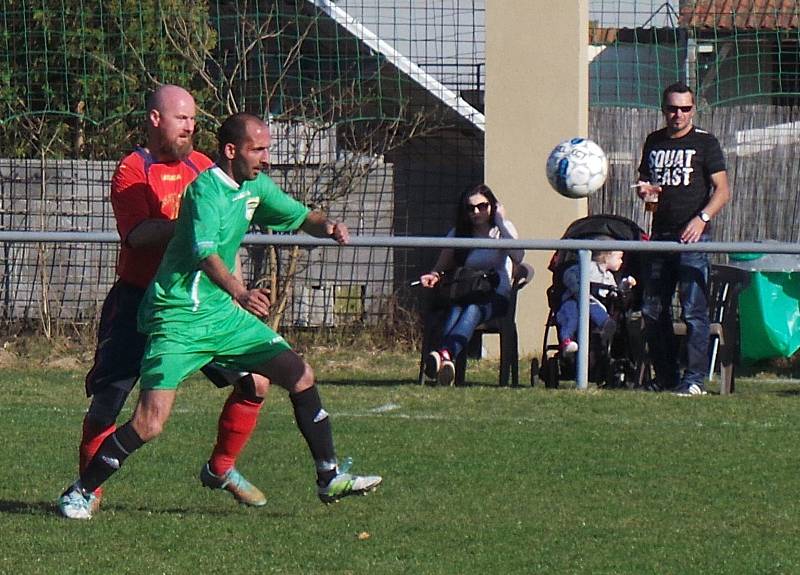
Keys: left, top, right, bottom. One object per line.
{"left": 548, "top": 214, "right": 649, "bottom": 298}
{"left": 560, "top": 214, "right": 647, "bottom": 243}
{"left": 549, "top": 214, "right": 647, "bottom": 274}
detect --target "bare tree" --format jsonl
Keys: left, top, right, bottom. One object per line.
{"left": 14, "top": 109, "right": 71, "bottom": 338}
{"left": 151, "top": 1, "right": 436, "bottom": 328}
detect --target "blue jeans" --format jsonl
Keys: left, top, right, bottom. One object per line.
{"left": 440, "top": 294, "right": 509, "bottom": 358}
{"left": 555, "top": 298, "right": 610, "bottom": 342}
{"left": 641, "top": 239, "right": 710, "bottom": 389}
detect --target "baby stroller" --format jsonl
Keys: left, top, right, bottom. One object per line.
{"left": 533, "top": 214, "right": 648, "bottom": 389}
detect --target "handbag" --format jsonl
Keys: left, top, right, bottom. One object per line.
{"left": 436, "top": 267, "right": 500, "bottom": 304}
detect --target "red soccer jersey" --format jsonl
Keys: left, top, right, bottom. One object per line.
{"left": 111, "top": 147, "right": 214, "bottom": 288}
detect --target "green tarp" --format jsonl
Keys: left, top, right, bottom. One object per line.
{"left": 737, "top": 270, "right": 800, "bottom": 362}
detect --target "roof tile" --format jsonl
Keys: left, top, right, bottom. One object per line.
{"left": 679, "top": 0, "right": 799, "bottom": 30}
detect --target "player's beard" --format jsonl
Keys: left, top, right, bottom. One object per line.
{"left": 168, "top": 138, "right": 193, "bottom": 160}
{"left": 159, "top": 137, "right": 193, "bottom": 162}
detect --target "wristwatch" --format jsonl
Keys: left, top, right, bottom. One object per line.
{"left": 699, "top": 211, "right": 711, "bottom": 223}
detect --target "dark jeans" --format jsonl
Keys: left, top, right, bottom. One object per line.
{"left": 641, "top": 238, "right": 710, "bottom": 389}
{"left": 555, "top": 298, "right": 610, "bottom": 342}
{"left": 440, "top": 294, "right": 509, "bottom": 358}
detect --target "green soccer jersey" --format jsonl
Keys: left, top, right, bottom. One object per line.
{"left": 138, "top": 166, "right": 309, "bottom": 333}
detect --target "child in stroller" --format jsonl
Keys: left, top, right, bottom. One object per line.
{"left": 536, "top": 214, "right": 647, "bottom": 389}
{"left": 555, "top": 248, "right": 636, "bottom": 355}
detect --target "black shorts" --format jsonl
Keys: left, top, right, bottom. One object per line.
{"left": 85, "top": 280, "right": 248, "bottom": 397}
{"left": 84, "top": 280, "right": 147, "bottom": 397}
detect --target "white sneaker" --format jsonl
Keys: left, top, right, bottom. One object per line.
{"left": 317, "top": 459, "right": 382, "bottom": 504}
{"left": 424, "top": 351, "right": 442, "bottom": 380}
{"left": 560, "top": 339, "right": 578, "bottom": 355}
{"left": 675, "top": 383, "right": 708, "bottom": 396}
{"left": 58, "top": 482, "right": 96, "bottom": 520}
{"left": 437, "top": 358, "right": 456, "bottom": 386}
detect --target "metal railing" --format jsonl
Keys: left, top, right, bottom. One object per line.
{"left": 3, "top": 230, "right": 799, "bottom": 389}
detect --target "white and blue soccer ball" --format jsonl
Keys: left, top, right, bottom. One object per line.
{"left": 545, "top": 138, "right": 608, "bottom": 199}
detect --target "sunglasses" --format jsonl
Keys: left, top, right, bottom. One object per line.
{"left": 664, "top": 105, "right": 693, "bottom": 114}
{"left": 468, "top": 201, "right": 491, "bottom": 213}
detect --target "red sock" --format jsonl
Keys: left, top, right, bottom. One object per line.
{"left": 79, "top": 416, "right": 115, "bottom": 497}
{"left": 208, "top": 391, "right": 263, "bottom": 476}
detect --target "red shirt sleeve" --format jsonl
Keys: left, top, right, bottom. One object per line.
{"left": 111, "top": 156, "right": 153, "bottom": 245}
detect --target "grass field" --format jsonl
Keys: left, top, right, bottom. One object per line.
{"left": 2, "top": 348, "right": 800, "bottom": 574}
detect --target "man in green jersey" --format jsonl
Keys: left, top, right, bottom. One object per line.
{"left": 59, "top": 113, "right": 382, "bottom": 518}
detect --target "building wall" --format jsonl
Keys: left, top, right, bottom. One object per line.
{"left": 0, "top": 159, "right": 395, "bottom": 327}
{"left": 485, "top": 0, "right": 589, "bottom": 357}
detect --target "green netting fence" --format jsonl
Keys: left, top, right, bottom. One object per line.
{"left": 0, "top": 0, "right": 486, "bottom": 329}
{"left": 590, "top": 1, "right": 800, "bottom": 108}
{"left": 2, "top": 0, "right": 800, "bottom": 333}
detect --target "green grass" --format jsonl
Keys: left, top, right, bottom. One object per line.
{"left": 2, "top": 352, "right": 800, "bottom": 574}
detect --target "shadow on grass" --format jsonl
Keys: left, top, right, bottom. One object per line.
{"left": 318, "top": 377, "right": 523, "bottom": 388}
{"left": 0, "top": 500, "right": 56, "bottom": 515}
{"left": 108, "top": 504, "right": 296, "bottom": 518}
{"left": 0, "top": 500, "right": 295, "bottom": 518}
{"left": 737, "top": 360, "right": 800, "bottom": 380}
{"left": 318, "top": 378, "right": 416, "bottom": 387}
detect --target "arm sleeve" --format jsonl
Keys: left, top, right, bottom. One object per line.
{"left": 497, "top": 219, "right": 524, "bottom": 263}
{"left": 110, "top": 160, "right": 151, "bottom": 243}
{"left": 252, "top": 175, "right": 310, "bottom": 231}
{"left": 185, "top": 184, "right": 222, "bottom": 263}
{"left": 705, "top": 136, "right": 726, "bottom": 175}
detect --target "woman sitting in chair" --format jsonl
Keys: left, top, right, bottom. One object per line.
{"left": 418, "top": 184, "right": 524, "bottom": 385}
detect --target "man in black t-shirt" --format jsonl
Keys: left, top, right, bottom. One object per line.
{"left": 636, "top": 82, "right": 731, "bottom": 395}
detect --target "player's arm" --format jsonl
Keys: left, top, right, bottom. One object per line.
{"left": 111, "top": 160, "right": 176, "bottom": 249}
{"left": 300, "top": 210, "right": 350, "bottom": 245}
{"left": 233, "top": 252, "right": 244, "bottom": 284}
{"left": 188, "top": 182, "right": 270, "bottom": 317}
{"left": 126, "top": 219, "right": 175, "bottom": 249}
{"left": 199, "top": 254, "right": 271, "bottom": 318}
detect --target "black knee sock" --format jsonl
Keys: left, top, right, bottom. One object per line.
{"left": 80, "top": 422, "right": 145, "bottom": 493}
{"left": 290, "top": 386, "right": 337, "bottom": 486}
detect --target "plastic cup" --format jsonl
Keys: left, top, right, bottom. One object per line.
{"left": 643, "top": 190, "right": 659, "bottom": 213}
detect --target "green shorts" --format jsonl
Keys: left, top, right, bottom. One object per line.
{"left": 139, "top": 306, "right": 292, "bottom": 391}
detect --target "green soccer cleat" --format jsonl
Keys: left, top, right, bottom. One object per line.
{"left": 317, "top": 458, "right": 382, "bottom": 505}
{"left": 199, "top": 463, "right": 267, "bottom": 507}
{"left": 58, "top": 482, "right": 97, "bottom": 520}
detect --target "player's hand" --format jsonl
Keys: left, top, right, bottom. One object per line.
{"left": 680, "top": 217, "right": 706, "bottom": 244}
{"left": 236, "top": 288, "right": 272, "bottom": 318}
{"left": 329, "top": 221, "right": 350, "bottom": 245}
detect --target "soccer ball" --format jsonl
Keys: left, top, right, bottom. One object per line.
{"left": 545, "top": 138, "right": 608, "bottom": 199}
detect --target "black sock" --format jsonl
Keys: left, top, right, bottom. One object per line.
{"left": 80, "top": 422, "right": 145, "bottom": 493}
{"left": 290, "top": 386, "right": 337, "bottom": 486}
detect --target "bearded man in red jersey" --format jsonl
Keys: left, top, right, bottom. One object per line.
{"left": 72, "top": 85, "right": 271, "bottom": 516}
